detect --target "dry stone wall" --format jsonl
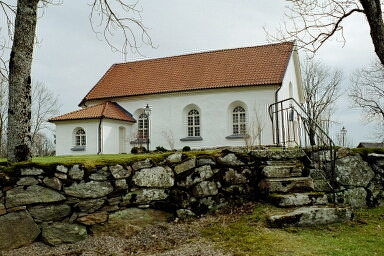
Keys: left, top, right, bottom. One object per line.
{"left": 0, "top": 151, "right": 257, "bottom": 250}
{"left": 0, "top": 149, "right": 383, "bottom": 250}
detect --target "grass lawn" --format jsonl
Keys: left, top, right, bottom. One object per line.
{"left": 201, "top": 204, "right": 384, "bottom": 256}
{"left": 0, "top": 149, "right": 221, "bottom": 169}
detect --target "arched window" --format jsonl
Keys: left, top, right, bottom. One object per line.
{"left": 233, "top": 106, "right": 246, "bottom": 135}
{"left": 187, "top": 109, "right": 200, "bottom": 137}
{"left": 75, "top": 128, "right": 86, "bottom": 146}
{"left": 138, "top": 113, "right": 149, "bottom": 139}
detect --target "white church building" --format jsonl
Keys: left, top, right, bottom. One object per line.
{"left": 49, "top": 41, "right": 304, "bottom": 155}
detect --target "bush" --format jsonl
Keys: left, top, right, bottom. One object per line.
{"left": 131, "top": 146, "right": 147, "bottom": 154}
{"left": 182, "top": 146, "right": 191, "bottom": 152}
{"left": 155, "top": 146, "right": 168, "bottom": 152}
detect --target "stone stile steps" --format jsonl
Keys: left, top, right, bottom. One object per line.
{"left": 257, "top": 159, "right": 352, "bottom": 227}
{"left": 258, "top": 160, "right": 328, "bottom": 208}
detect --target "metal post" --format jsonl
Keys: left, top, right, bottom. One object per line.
{"left": 144, "top": 104, "right": 151, "bottom": 152}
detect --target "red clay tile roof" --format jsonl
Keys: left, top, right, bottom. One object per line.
{"left": 49, "top": 101, "right": 136, "bottom": 123}
{"left": 80, "top": 41, "right": 294, "bottom": 106}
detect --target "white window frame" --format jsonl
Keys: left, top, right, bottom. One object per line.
{"left": 138, "top": 113, "right": 149, "bottom": 139}
{"left": 187, "top": 109, "right": 200, "bottom": 137}
{"left": 233, "top": 106, "right": 247, "bottom": 135}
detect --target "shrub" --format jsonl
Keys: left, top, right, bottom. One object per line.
{"left": 155, "top": 146, "right": 168, "bottom": 152}
{"left": 182, "top": 146, "right": 191, "bottom": 152}
{"left": 131, "top": 147, "right": 139, "bottom": 154}
{"left": 131, "top": 146, "right": 147, "bottom": 154}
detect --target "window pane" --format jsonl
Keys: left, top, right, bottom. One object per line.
{"left": 81, "top": 136, "right": 86, "bottom": 145}
{"left": 240, "top": 113, "right": 246, "bottom": 123}
{"left": 240, "top": 124, "right": 246, "bottom": 134}
{"left": 233, "top": 114, "right": 238, "bottom": 123}
{"left": 233, "top": 125, "right": 239, "bottom": 134}
{"left": 188, "top": 127, "right": 193, "bottom": 136}
{"left": 188, "top": 116, "right": 193, "bottom": 125}
{"left": 194, "top": 116, "right": 199, "bottom": 125}
{"left": 195, "top": 127, "right": 200, "bottom": 136}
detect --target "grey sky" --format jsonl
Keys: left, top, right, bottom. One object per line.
{"left": 26, "top": 1, "right": 380, "bottom": 145}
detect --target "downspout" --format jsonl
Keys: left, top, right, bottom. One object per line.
{"left": 97, "top": 116, "right": 104, "bottom": 154}
{"left": 274, "top": 86, "right": 282, "bottom": 146}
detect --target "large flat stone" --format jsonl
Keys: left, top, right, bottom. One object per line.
{"left": 0, "top": 210, "right": 40, "bottom": 250}
{"left": 6, "top": 185, "right": 66, "bottom": 208}
{"left": 132, "top": 166, "right": 174, "bottom": 188}
{"left": 258, "top": 177, "right": 314, "bottom": 194}
{"left": 64, "top": 181, "right": 113, "bottom": 198}
{"left": 262, "top": 165, "right": 303, "bottom": 178}
{"left": 268, "top": 192, "right": 328, "bottom": 207}
{"left": 268, "top": 206, "right": 353, "bottom": 228}
{"left": 42, "top": 223, "right": 87, "bottom": 246}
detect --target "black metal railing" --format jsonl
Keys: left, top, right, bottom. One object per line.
{"left": 268, "top": 98, "right": 337, "bottom": 199}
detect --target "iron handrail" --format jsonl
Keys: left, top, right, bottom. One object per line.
{"left": 268, "top": 98, "right": 337, "bottom": 199}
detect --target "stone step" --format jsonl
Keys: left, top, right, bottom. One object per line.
{"left": 267, "top": 206, "right": 353, "bottom": 228}
{"left": 266, "top": 160, "right": 299, "bottom": 166}
{"left": 262, "top": 165, "right": 303, "bottom": 178}
{"left": 258, "top": 177, "right": 314, "bottom": 194}
{"left": 267, "top": 192, "right": 328, "bottom": 207}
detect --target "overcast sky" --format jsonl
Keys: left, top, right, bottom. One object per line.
{"left": 22, "top": 1, "right": 381, "bottom": 145}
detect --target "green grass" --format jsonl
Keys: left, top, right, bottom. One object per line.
{"left": 0, "top": 149, "right": 221, "bottom": 171}
{"left": 201, "top": 204, "right": 384, "bottom": 256}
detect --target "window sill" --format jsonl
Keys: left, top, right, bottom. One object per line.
{"left": 180, "top": 136, "right": 203, "bottom": 141}
{"left": 130, "top": 139, "right": 150, "bottom": 144}
{"left": 71, "top": 146, "right": 86, "bottom": 151}
{"left": 225, "top": 134, "right": 249, "bottom": 139}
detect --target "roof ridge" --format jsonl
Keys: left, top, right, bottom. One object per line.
{"left": 112, "top": 41, "right": 294, "bottom": 66}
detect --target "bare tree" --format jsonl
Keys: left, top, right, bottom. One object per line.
{"left": 244, "top": 104, "right": 265, "bottom": 150}
{"left": 31, "top": 81, "right": 60, "bottom": 156}
{"left": 1, "top": 0, "right": 152, "bottom": 162}
{"left": 266, "top": 1, "right": 384, "bottom": 66}
{"left": 32, "top": 132, "right": 55, "bottom": 156}
{"left": 302, "top": 59, "right": 343, "bottom": 144}
{"left": 350, "top": 60, "right": 384, "bottom": 140}
{"left": 161, "top": 129, "right": 175, "bottom": 150}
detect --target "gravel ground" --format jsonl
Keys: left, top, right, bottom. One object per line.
{"left": 0, "top": 212, "right": 238, "bottom": 256}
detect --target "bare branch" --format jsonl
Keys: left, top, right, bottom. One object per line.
{"left": 302, "top": 58, "right": 343, "bottom": 140}
{"left": 89, "top": 0, "right": 154, "bottom": 58}
{"left": 350, "top": 61, "right": 384, "bottom": 127}
{"left": 266, "top": 0, "right": 364, "bottom": 55}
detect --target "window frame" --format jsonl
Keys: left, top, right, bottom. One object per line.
{"left": 138, "top": 113, "right": 149, "bottom": 140}
{"left": 232, "top": 106, "right": 247, "bottom": 135}
{"left": 71, "top": 127, "right": 86, "bottom": 151}
{"left": 187, "top": 109, "right": 200, "bottom": 137}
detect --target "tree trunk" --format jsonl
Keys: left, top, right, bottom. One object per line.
{"left": 360, "top": 0, "right": 384, "bottom": 65}
{"left": 7, "top": 0, "right": 39, "bottom": 162}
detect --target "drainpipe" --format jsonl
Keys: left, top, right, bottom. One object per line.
{"left": 97, "top": 116, "right": 104, "bottom": 154}
{"left": 274, "top": 86, "right": 281, "bottom": 146}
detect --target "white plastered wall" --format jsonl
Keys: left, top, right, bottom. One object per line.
{"left": 53, "top": 119, "right": 134, "bottom": 155}
{"left": 88, "top": 85, "right": 280, "bottom": 151}
{"left": 53, "top": 120, "right": 98, "bottom": 155}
